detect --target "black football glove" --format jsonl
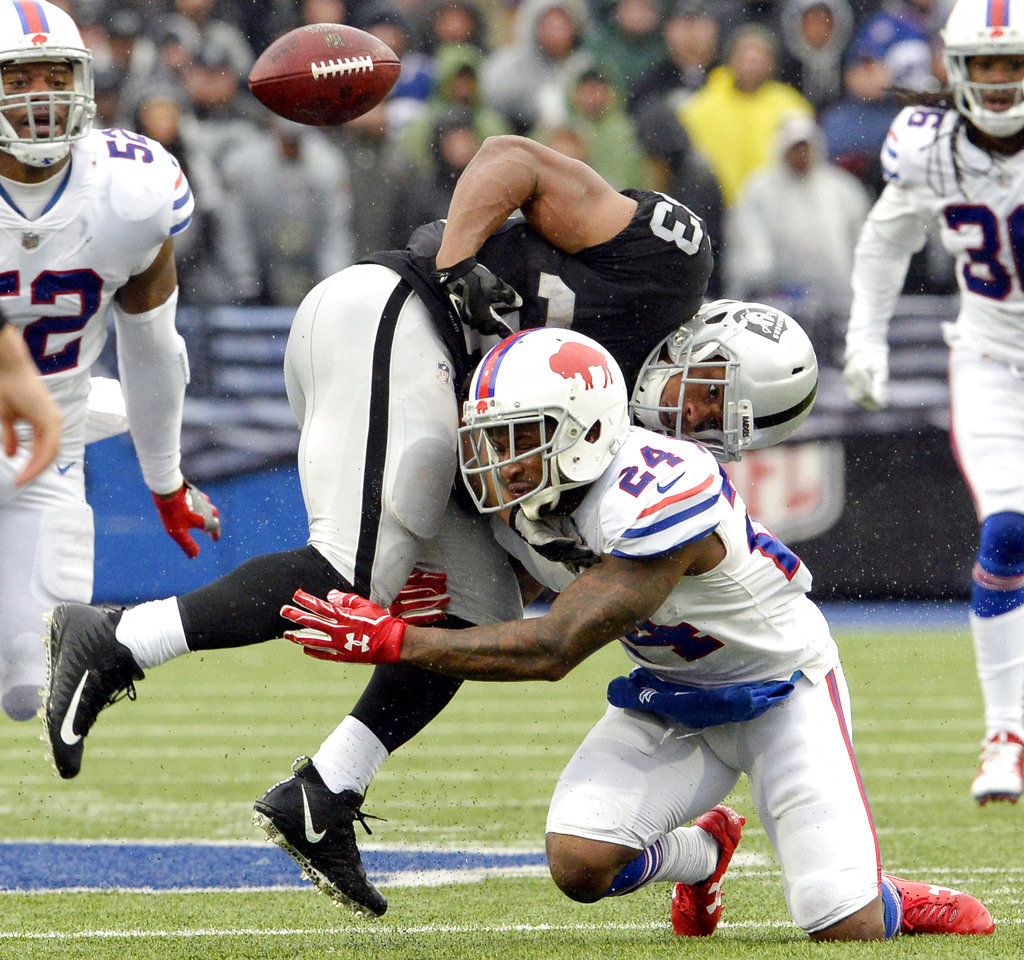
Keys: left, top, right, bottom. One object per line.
{"left": 434, "top": 257, "right": 522, "bottom": 338}
{"left": 508, "top": 505, "right": 600, "bottom": 574}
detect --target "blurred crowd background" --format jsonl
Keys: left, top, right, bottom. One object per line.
{"left": 61, "top": 0, "right": 958, "bottom": 327}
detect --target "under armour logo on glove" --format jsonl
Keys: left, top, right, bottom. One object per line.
{"left": 152, "top": 480, "right": 221, "bottom": 558}
{"left": 434, "top": 256, "right": 522, "bottom": 338}
{"left": 281, "top": 589, "right": 408, "bottom": 664}
{"left": 343, "top": 634, "right": 371, "bottom": 654}
{"left": 509, "top": 505, "right": 599, "bottom": 574}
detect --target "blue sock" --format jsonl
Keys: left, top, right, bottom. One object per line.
{"left": 605, "top": 843, "right": 662, "bottom": 898}
{"left": 880, "top": 875, "right": 902, "bottom": 939}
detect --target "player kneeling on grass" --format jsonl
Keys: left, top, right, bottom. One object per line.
{"left": 281, "top": 326, "right": 994, "bottom": 940}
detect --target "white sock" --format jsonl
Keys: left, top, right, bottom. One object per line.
{"left": 970, "top": 604, "right": 1024, "bottom": 738}
{"left": 115, "top": 598, "right": 190, "bottom": 669}
{"left": 313, "top": 715, "right": 389, "bottom": 795}
{"left": 648, "top": 824, "right": 719, "bottom": 885}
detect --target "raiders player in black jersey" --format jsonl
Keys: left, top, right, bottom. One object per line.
{"left": 43, "top": 135, "right": 712, "bottom": 917}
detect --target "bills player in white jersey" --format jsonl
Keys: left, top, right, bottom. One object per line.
{"left": 844, "top": 0, "right": 1024, "bottom": 804}
{"left": 0, "top": 0, "right": 219, "bottom": 722}
{"left": 0, "top": 307, "right": 61, "bottom": 484}
{"left": 281, "top": 326, "right": 994, "bottom": 940}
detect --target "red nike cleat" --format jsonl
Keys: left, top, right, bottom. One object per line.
{"left": 885, "top": 875, "right": 995, "bottom": 935}
{"left": 671, "top": 805, "right": 745, "bottom": 937}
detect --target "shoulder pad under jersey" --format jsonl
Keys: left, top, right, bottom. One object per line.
{"left": 881, "top": 105, "right": 957, "bottom": 187}
{"left": 82, "top": 129, "right": 193, "bottom": 233}
{"left": 599, "top": 431, "right": 724, "bottom": 560}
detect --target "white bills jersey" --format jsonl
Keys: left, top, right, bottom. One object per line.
{"left": 859, "top": 105, "right": 1024, "bottom": 365}
{"left": 506, "top": 427, "right": 839, "bottom": 686}
{"left": 0, "top": 127, "right": 193, "bottom": 445}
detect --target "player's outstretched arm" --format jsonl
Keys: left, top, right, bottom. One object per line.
{"left": 283, "top": 543, "right": 710, "bottom": 681}
{"left": 0, "top": 319, "right": 62, "bottom": 486}
{"left": 434, "top": 135, "right": 639, "bottom": 268}
{"left": 115, "top": 238, "right": 221, "bottom": 557}
{"left": 844, "top": 184, "right": 924, "bottom": 411}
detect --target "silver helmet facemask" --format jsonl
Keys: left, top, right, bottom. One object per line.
{"left": 630, "top": 300, "right": 819, "bottom": 462}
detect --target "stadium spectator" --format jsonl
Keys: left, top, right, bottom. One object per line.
{"left": 92, "top": 6, "right": 165, "bottom": 128}
{"left": 819, "top": 49, "right": 904, "bottom": 195}
{"left": 0, "top": 314, "right": 62, "bottom": 488}
{"left": 843, "top": 0, "right": 1024, "bottom": 807}
{"left": 846, "top": 0, "right": 943, "bottom": 97}
{"left": 332, "top": 100, "right": 430, "bottom": 256}
{"left": 291, "top": 0, "right": 349, "bottom": 29}
{"left": 678, "top": 23, "right": 814, "bottom": 206}
{"left": 214, "top": 0, "right": 296, "bottom": 53}
{"left": 723, "top": 113, "right": 870, "bottom": 326}
{"left": 156, "top": 0, "right": 257, "bottom": 121}
{"left": 777, "top": 0, "right": 855, "bottom": 111}
{"left": 220, "top": 115, "right": 355, "bottom": 305}
{"left": 353, "top": 1, "right": 435, "bottom": 134}
{"left": 397, "top": 42, "right": 511, "bottom": 175}
{"left": 276, "top": 323, "right": 994, "bottom": 942}
{"left": 414, "top": 0, "right": 491, "bottom": 54}
{"left": 630, "top": 0, "right": 726, "bottom": 114}
{"left": 586, "top": 0, "right": 666, "bottom": 112}
{"left": 530, "top": 67, "right": 647, "bottom": 188}
{"left": 479, "top": 0, "right": 594, "bottom": 133}
{"left": 1, "top": 1, "right": 219, "bottom": 723}
{"left": 400, "top": 104, "right": 488, "bottom": 226}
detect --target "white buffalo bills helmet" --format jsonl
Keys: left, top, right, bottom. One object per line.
{"left": 0, "top": 0, "right": 95, "bottom": 167}
{"left": 630, "top": 299, "right": 818, "bottom": 461}
{"left": 460, "top": 328, "right": 630, "bottom": 519}
{"left": 943, "top": 0, "right": 1024, "bottom": 137}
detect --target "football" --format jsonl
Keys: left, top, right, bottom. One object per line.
{"left": 248, "top": 23, "right": 401, "bottom": 126}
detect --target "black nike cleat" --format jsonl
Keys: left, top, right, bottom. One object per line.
{"left": 252, "top": 757, "right": 387, "bottom": 916}
{"left": 42, "top": 602, "right": 144, "bottom": 779}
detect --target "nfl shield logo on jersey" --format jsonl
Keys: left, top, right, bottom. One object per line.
{"left": 22, "top": 232, "right": 40, "bottom": 250}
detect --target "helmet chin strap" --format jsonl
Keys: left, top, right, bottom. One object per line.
{"left": 5, "top": 139, "right": 71, "bottom": 167}
{"left": 519, "top": 463, "right": 563, "bottom": 520}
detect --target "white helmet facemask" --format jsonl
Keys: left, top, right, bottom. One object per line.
{"left": 0, "top": 0, "right": 95, "bottom": 168}
{"left": 942, "top": 0, "right": 1024, "bottom": 138}
{"left": 630, "top": 300, "right": 818, "bottom": 462}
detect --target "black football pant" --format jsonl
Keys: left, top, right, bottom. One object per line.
{"left": 177, "top": 544, "right": 464, "bottom": 752}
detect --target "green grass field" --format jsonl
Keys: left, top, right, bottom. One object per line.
{"left": 2, "top": 618, "right": 1022, "bottom": 959}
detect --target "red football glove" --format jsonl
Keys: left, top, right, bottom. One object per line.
{"left": 152, "top": 480, "right": 221, "bottom": 558}
{"left": 386, "top": 568, "right": 450, "bottom": 625}
{"left": 281, "top": 590, "right": 407, "bottom": 663}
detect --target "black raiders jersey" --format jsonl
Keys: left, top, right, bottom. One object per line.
{"left": 363, "top": 189, "right": 712, "bottom": 388}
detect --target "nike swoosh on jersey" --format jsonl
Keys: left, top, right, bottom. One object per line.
{"left": 57, "top": 462, "right": 76, "bottom": 475}
{"left": 59, "top": 671, "right": 89, "bottom": 745}
{"left": 656, "top": 473, "right": 686, "bottom": 494}
{"left": 301, "top": 784, "right": 327, "bottom": 843}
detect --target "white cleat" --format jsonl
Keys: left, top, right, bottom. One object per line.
{"left": 971, "top": 731, "right": 1024, "bottom": 805}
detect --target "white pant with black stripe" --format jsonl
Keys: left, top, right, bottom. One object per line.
{"left": 284, "top": 263, "right": 522, "bottom": 625}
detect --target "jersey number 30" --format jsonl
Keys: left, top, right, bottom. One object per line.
{"left": 946, "top": 204, "right": 1024, "bottom": 300}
